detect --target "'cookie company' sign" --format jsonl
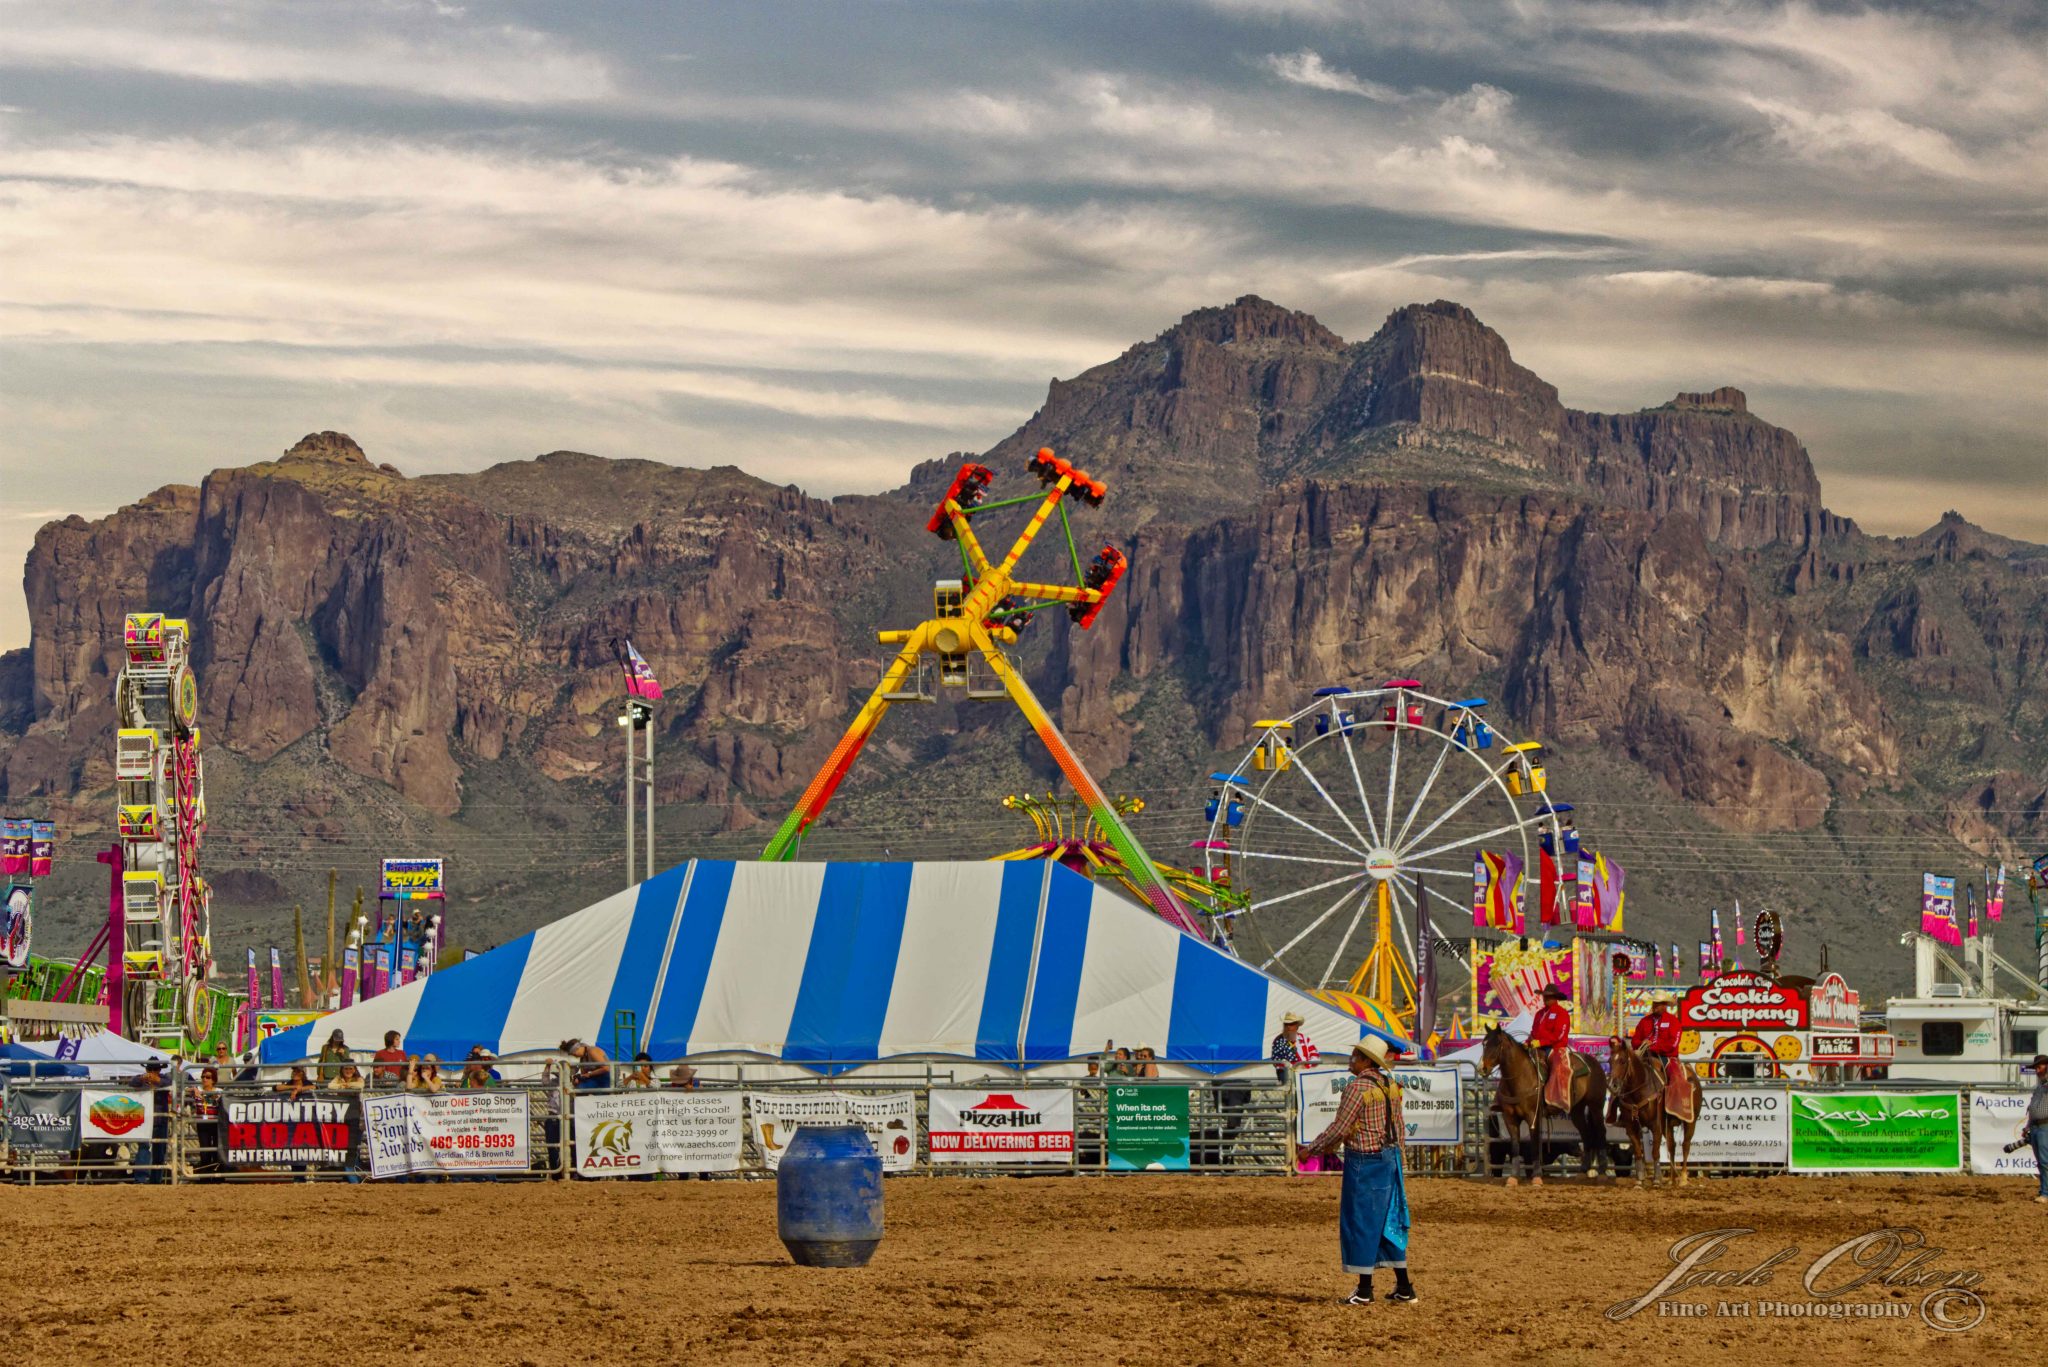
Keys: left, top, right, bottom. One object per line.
{"left": 1679, "top": 971, "right": 1808, "bottom": 1032}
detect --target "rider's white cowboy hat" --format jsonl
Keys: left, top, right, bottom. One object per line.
{"left": 1650, "top": 990, "right": 1676, "bottom": 1005}
{"left": 1351, "top": 1036, "right": 1391, "bottom": 1067}
{"left": 1280, "top": 1011, "right": 1304, "bottom": 1025}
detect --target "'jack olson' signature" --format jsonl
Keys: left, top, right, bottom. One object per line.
{"left": 1607, "top": 1227, "right": 1985, "bottom": 1330}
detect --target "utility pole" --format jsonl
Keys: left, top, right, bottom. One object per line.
{"left": 619, "top": 698, "right": 654, "bottom": 885}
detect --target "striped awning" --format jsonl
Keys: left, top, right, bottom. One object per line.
{"left": 261, "top": 860, "right": 1407, "bottom": 1073}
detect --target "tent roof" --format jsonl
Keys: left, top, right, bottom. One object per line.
{"left": 262, "top": 861, "right": 1411, "bottom": 1073}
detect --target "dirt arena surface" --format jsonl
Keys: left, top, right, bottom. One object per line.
{"left": 4, "top": 1174, "right": 2038, "bottom": 1364}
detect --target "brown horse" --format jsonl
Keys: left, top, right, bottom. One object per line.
{"left": 1606, "top": 1040, "right": 1703, "bottom": 1187}
{"left": 1481, "top": 1026, "right": 1609, "bottom": 1186}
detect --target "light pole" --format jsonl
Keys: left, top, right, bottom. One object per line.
{"left": 618, "top": 699, "right": 654, "bottom": 886}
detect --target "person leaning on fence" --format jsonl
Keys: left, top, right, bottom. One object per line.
{"left": 187, "top": 1066, "right": 225, "bottom": 1178}
{"left": 331, "top": 1063, "right": 365, "bottom": 1093}
{"left": 1303, "top": 1037, "right": 1415, "bottom": 1306}
{"left": 407, "top": 1055, "right": 445, "bottom": 1093}
{"left": 318, "top": 1029, "right": 351, "bottom": 1082}
{"left": 2027, "top": 1054, "right": 2048, "bottom": 1204}
{"left": 623, "top": 1053, "right": 657, "bottom": 1089}
{"left": 462, "top": 1047, "right": 502, "bottom": 1089}
{"left": 560, "top": 1039, "right": 612, "bottom": 1090}
{"left": 1272, "top": 1012, "right": 1316, "bottom": 1084}
{"left": 664, "top": 1064, "right": 699, "bottom": 1090}
{"left": 127, "top": 1057, "right": 171, "bottom": 1184}
{"left": 1131, "top": 1045, "right": 1161, "bottom": 1079}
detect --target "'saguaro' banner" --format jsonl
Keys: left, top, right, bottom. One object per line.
{"left": 1788, "top": 1091, "right": 1962, "bottom": 1173}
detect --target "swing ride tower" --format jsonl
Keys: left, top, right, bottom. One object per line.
{"left": 761, "top": 449, "right": 1205, "bottom": 937}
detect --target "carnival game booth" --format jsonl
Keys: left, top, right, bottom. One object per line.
{"left": 260, "top": 861, "right": 1401, "bottom": 1077}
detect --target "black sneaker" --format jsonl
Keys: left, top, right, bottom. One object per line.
{"left": 1343, "top": 1292, "right": 1375, "bottom": 1306}
{"left": 1387, "top": 1287, "right": 1418, "bottom": 1304}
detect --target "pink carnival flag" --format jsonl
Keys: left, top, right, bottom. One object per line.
{"left": 1988, "top": 865, "right": 2006, "bottom": 923}
{"left": 1921, "top": 873, "right": 1960, "bottom": 947}
{"left": 617, "top": 639, "right": 664, "bottom": 703}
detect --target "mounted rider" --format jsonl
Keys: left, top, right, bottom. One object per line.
{"left": 1529, "top": 984, "right": 1574, "bottom": 1109}
{"left": 1629, "top": 990, "right": 1694, "bottom": 1121}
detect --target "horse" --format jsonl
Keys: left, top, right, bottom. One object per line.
{"left": 1481, "top": 1026, "right": 1609, "bottom": 1186}
{"left": 1606, "top": 1040, "right": 1704, "bottom": 1187}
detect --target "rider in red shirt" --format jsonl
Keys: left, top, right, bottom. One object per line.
{"left": 1529, "top": 984, "right": 1572, "bottom": 1097}
{"left": 1631, "top": 992, "right": 1682, "bottom": 1067}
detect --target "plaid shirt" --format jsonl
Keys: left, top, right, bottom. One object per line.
{"left": 1309, "top": 1071, "right": 1403, "bottom": 1155}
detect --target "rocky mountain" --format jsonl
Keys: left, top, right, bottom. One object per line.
{"left": 5, "top": 298, "right": 2042, "bottom": 995}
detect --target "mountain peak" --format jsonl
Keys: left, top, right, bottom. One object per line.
{"left": 1161, "top": 295, "right": 1344, "bottom": 351}
{"left": 1669, "top": 387, "right": 1749, "bottom": 414}
{"left": 282, "top": 431, "right": 369, "bottom": 464}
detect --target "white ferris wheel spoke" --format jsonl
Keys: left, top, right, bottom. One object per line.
{"left": 1319, "top": 893, "right": 1373, "bottom": 988}
{"left": 1394, "top": 735, "right": 1453, "bottom": 850}
{"left": 1234, "top": 849, "right": 1368, "bottom": 869}
{"left": 1286, "top": 748, "right": 1373, "bottom": 852}
{"left": 1405, "top": 809, "right": 1551, "bottom": 867}
{"left": 1395, "top": 768, "right": 1504, "bottom": 862}
{"left": 1258, "top": 881, "right": 1364, "bottom": 971}
{"left": 1335, "top": 716, "right": 1386, "bottom": 847}
{"left": 1385, "top": 722, "right": 1401, "bottom": 843}
{"left": 1405, "top": 865, "right": 1476, "bottom": 879}
{"left": 1247, "top": 866, "right": 1370, "bottom": 916}
{"left": 1238, "top": 784, "right": 1370, "bottom": 861}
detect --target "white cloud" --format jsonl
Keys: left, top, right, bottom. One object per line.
{"left": 1262, "top": 50, "right": 1400, "bottom": 100}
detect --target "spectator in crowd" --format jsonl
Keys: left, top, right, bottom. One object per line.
{"left": 186, "top": 1066, "right": 225, "bottom": 1177}
{"left": 623, "top": 1053, "right": 657, "bottom": 1089}
{"left": 664, "top": 1064, "right": 700, "bottom": 1090}
{"left": 2028, "top": 1053, "right": 2048, "bottom": 1204}
{"left": 461, "top": 1047, "right": 501, "bottom": 1089}
{"left": 330, "top": 1064, "right": 366, "bottom": 1093}
{"left": 1271, "top": 1011, "right": 1316, "bottom": 1084}
{"left": 318, "top": 1029, "right": 351, "bottom": 1082}
{"left": 128, "top": 1057, "right": 172, "bottom": 1184}
{"left": 1105, "top": 1046, "right": 1135, "bottom": 1078}
{"left": 275, "top": 1065, "right": 315, "bottom": 1102}
{"left": 233, "top": 1051, "right": 260, "bottom": 1085}
{"left": 559, "top": 1039, "right": 612, "bottom": 1090}
{"left": 212, "top": 1039, "right": 234, "bottom": 1071}
{"left": 1132, "top": 1045, "right": 1161, "bottom": 1079}
{"left": 372, "top": 1030, "right": 407, "bottom": 1085}
{"left": 407, "top": 1055, "right": 445, "bottom": 1093}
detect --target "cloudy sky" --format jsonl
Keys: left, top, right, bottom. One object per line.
{"left": 4, "top": 0, "right": 2044, "bottom": 648}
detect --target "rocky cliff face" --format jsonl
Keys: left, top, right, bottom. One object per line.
{"left": 2, "top": 298, "right": 2035, "bottom": 993}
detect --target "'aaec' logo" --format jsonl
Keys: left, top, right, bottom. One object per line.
{"left": 582, "top": 1117, "right": 639, "bottom": 1170}
{"left": 88, "top": 1095, "right": 147, "bottom": 1137}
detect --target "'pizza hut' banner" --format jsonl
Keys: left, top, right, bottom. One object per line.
{"left": 220, "top": 1096, "right": 360, "bottom": 1167}
{"left": 1679, "top": 970, "right": 1809, "bottom": 1032}
{"left": 928, "top": 1089, "right": 1073, "bottom": 1164}
{"left": 364, "top": 1090, "right": 529, "bottom": 1178}
{"left": 380, "top": 857, "right": 445, "bottom": 901}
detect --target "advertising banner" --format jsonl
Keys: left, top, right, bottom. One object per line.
{"left": 1921, "top": 873, "right": 1959, "bottom": 947}
{"left": 1678, "top": 971, "right": 1809, "bottom": 1033}
{"left": 380, "top": 857, "right": 445, "bottom": 901}
{"left": 1297, "top": 1066, "right": 1463, "bottom": 1146}
{"left": 1, "top": 817, "right": 27, "bottom": 875}
{"left": 6, "top": 1088, "right": 79, "bottom": 1151}
{"left": 2, "top": 882, "right": 30, "bottom": 972}
{"left": 29, "top": 820, "right": 53, "bottom": 878}
{"left": 1687, "top": 1087, "right": 1789, "bottom": 1164}
{"left": 1106, "top": 1085, "right": 1190, "bottom": 1170}
{"left": 78, "top": 1088, "right": 155, "bottom": 1145}
{"left": 1967, "top": 1092, "right": 2037, "bottom": 1176}
{"left": 254, "top": 1009, "right": 326, "bottom": 1043}
{"left": 1475, "top": 942, "right": 1572, "bottom": 1018}
{"left": 364, "top": 1090, "right": 530, "bottom": 1178}
{"left": 1788, "top": 1091, "right": 1962, "bottom": 1173}
{"left": 745, "top": 1091, "right": 918, "bottom": 1172}
{"left": 928, "top": 1089, "right": 1073, "bottom": 1164}
{"left": 573, "top": 1091, "right": 745, "bottom": 1176}
{"left": 219, "top": 1095, "right": 360, "bottom": 1168}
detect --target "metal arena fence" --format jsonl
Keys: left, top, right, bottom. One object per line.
{"left": 1, "top": 1058, "right": 2039, "bottom": 1185}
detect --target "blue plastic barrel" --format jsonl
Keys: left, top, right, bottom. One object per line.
{"left": 776, "top": 1124, "right": 884, "bottom": 1267}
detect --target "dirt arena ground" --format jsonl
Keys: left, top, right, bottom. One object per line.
{"left": 4, "top": 1174, "right": 2038, "bottom": 1364}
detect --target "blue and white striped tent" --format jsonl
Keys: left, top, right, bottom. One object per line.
{"left": 261, "top": 861, "right": 1406, "bottom": 1073}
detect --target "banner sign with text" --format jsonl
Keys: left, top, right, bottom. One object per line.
{"left": 364, "top": 1090, "right": 529, "bottom": 1178}
{"left": 746, "top": 1091, "right": 917, "bottom": 1172}
{"left": 1687, "top": 1087, "right": 1789, "bottom": 1164}
{"left": 1679, "top": 971, "right": 1809, "bottom": 1033}
{"left": 1967, "top": 1092, "right": 2038, "bottom": 1177}
{"left": 379, "top": 857, "right": 445, "bottom": 901}
{"left": 219, "top": 1095, "right": 360, "bottom": 1168}
{"left": 1297, "top": 1066, "right": 1463, "bottom": 1147}
{"left": 573, "top": 1091, "right": 745, "bottom": 1176}
{"left": 6, "top": 1088, "right": 79, "bottom": 1151}
{"left": 928, "top": 1089, "right": 1073, "bottom": 1164}
{"left": 1106, "top": 1085, "right": 1190, "bottom": 1170}
{"left": 1787, "top": 1091, "right": 1962, "bottom": 1173}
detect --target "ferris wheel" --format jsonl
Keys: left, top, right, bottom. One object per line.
{"left": 1197, "top": 681, "right": 1563, "bottom": 1004}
